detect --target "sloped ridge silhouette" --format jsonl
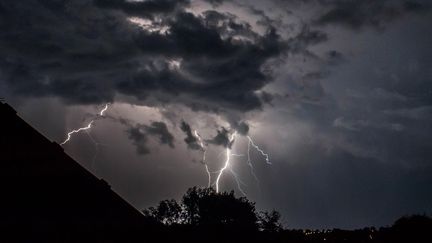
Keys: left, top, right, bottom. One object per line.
{"left": 0, "top": 102, "right": 157, "bottom": 241}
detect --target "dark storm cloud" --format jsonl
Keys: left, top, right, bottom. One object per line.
{"left": 94, "top": 0, "right": 190, "bottom": 18}
{"left": 126, "top": 121, "right": 174, "bottom": 155}
{"left": 127, "top": 125, "right": 151, "bottom": 155}
{"left": 206, "top": 0, "right": 284, "bottom": 29}
{"left": 0, "top": 0, "right": 331, "bottom": 116}
{"left": 180, "top": 121, "right": 201, "bottom": 150}
{"left": 204, "top": 0, "right": 226, "bottom": 7}
{"left": 325, "top": 50, "right": 345, "bottom": 65}
{"left": 179, "top": 118, "right": 248, "bottom": 150}
{"left": 384, "top": 106, "right": 432, "bottom": 121}
{"left": 286, "top": 26, "right": 327, "bottom": 54}
{"left": 206, "top": 127, "right": 234, "bottom": 148}
{"left": 0, "top": 0, "right": 133, "bottom": 104}
{"left": 314, "top": 0, "right": 431, "bottom": 30}
{"left": 144, "top": 121, "right": 175, "bottom": 148}
{"left": 281, "top": 70, "right": 328, "bottom": 103}
{"left": 233, "top": 121, "right": 249, "bottom": 135}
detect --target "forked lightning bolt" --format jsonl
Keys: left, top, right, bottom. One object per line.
{"left": 59, "top": 103, "right": 271, "bottom": 197}
{"left": 194, "top": 130, "right": 212, "bottom": 187}
{"left": 215, "top": 131, "right": 237, "bottom": 193}
{"left": 213, "top": 133, "right": 271, "bottom": 196}
{"left": 195, "top": 130, "right": 246, "bottom": 194}
{"left": 247, "top": 136, "right": 271, "bottom": 165}
{"left": 245, "top": 135, "right": 271, "bottom": 190}
{"left": 60, "top": 121, "right": 94, "bottom": 145}
{"left": 246, "top": 139, "right": 260, "bottom": 186}
{"left": 60, "top": 103, "right": 110, "bottom": 145}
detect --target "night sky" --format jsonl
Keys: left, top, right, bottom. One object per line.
{"left": 1, "top": 0, "right": 432, "bottom": 229}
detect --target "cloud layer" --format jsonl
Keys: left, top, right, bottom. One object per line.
{"left": 0, "top": 0, "right": 290, "bottom": 115}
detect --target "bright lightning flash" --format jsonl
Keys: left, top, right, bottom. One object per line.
{"left": 194, "top": 130, "right": 246, "bottom": 195}
{"left": 247, "top": 136, "right": 271, "bottom": 165}
{"left": 194, "top": 130, "right": 212, "bottom": 187}
{"left": 244, "top": 135, "right": 271, "bottom": 190}
{"left": 214, "top": 133, "right": 271, "bottom": 196}
{"left": 215, "top": 131, "right": 237, "bottom": 193}
{"left": 59, "top": 103, "right": 271, "bottom": 197}
{"left": 99, "top": 103, "right": 109, "bottom": 116}
{"left": 60, "top": 121, "right": 94, "bottom": 145}
{"left": 60, "top": 103, "right": 110, "bottom": 145}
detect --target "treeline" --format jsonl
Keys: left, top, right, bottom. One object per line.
{"left": 142, "top": 187, "right": 432, "bottom": 243}
{"left": 143, "top": 187, "right": 282, "bottom": 232}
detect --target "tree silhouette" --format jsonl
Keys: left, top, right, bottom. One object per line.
{"left": 144, "top": 187, "right": 260, "bottom": 231}
{"left": 183, "top": 187, "right": 258, "bottom": 230}
{"left": 387, "top": 214, "right": 432, "bottom": 243}
{"left": 258, "top": 209, "right": 283, "bottom": 232}
{"left": 143, "top": 199, "right": 183, "bottom": 225}
{"left": 141, "top": 190, "right": 432, "bottom": 243}
{"left": 182, "top": 186, "right": 207, "bottom": 225}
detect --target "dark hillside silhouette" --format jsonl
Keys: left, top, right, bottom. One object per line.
{"left": 0, "top": 102, "right": 158, "bottom": 241}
